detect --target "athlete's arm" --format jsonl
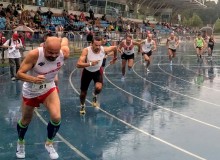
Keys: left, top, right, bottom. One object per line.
{"left": 76, "top": 48, "right": 90, "bottom": 68}
{"left": 17, "top": 49, "right": 45, "bottom": 84}
{"left": 194, "top": 39, "right": 197, "bottom": 48}
{"left": 175, "top": 37, "right": 180, "bottom": 48}
{"left": 117, "top": 41, "right": 124, "bottom": 54}
{"left": 61, "top": 37, "right": 70, "bottom": 60}
{"left": 166, "top": 38, "right": 169, "bottom": 48}
{"left": 133, "top": 41, "right": 141, "bottom": 52}
{"left": 104, "top": 46, "right": 118, "bottom": 64}
{"left": 104, "top": 46, "right": 117, "bottom": 57}
{"left": 152, "top": 40, "right": 157, "bottom": 51}
{"left": 139, "top": 40, "right": 145, "bottom": 53}
{"left": 202, "top": 38, "right": 206, "bottom": 48}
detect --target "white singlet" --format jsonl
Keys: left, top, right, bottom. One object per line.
{"left": 85, "top": 46, "right": 105, "bottom": 72}
{"left": 142, "top": 39, "right": 153, "bottom": 53}
{"left": 167, "top": 38, "right": 177, "bottom": 50}
{"left": 22, "top": 47, "right": 64, "bottom": 98}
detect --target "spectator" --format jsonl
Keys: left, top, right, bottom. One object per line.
{"left": 0, "top": 4, "right": 6, "bottom": 17}
{"left": 46, "top": 8, "right": 53, "bottom": 23}
{"left": 86, "top": 28, "right": 93, "bottom": 44}
{"left": 33, "top": 12, "right": 41, "bottom": 26}
{"left": 0, "top": 32, "right": 6, "bottom": 63}
{"left": 101, "top": 14, "right": 106, "bottom": 21}
{"left": 2, "top": 33, "right": 23, "bottom": 80}
{"left": 36, "top": 6, "right": 42, "bottom": 15}
{"left": 79, "top": 12, "right": 86, "bottom": 21}
{"left": 89, "top": 7, "right": 94, "bottom": 20}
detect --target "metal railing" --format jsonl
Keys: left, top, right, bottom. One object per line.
{"left": 1, "top": 30, "right": 186, "bottom": 64}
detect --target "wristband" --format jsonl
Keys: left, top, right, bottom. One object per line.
{"left": 89, "top": 61, "right": 92, "bottom": 66}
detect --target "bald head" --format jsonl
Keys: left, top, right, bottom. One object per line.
{"left": 45, "top": 37, "right": 61, "bottom": 50}
{"left": 148, "top": 34, "right": 153, "bottom": 38}
{"left": 44, "top": 37, "right": 62, "bottom": 61}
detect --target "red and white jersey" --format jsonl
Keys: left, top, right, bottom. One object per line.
{"left": 85, "top": 46, "right": 105, "bottom": 72}
{"left": 22, "top": 47, "right": 64, "bottom": 98}
{"left": 121, "top": 40, "right": 134, "bottom": 55}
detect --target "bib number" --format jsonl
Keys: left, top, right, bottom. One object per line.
{"left": 32, "top": 82, "right": 52, "bottom": 92}
{"left": 39, "top": 84, "right": 47, "bottom": 89}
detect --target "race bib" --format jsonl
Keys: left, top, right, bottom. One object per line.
{"left": 32, "top": 82, "right": 54, "bottom": 92}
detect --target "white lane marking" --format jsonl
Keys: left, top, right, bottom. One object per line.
{"left": 69, "top": 68, "right": 207, "bottom": 160}
{"left": 104, "top": 64, "right": 220, "bottom": 130}
{"left": 35, "top": 103, "right": 90, "bottom": 160}
{"left": 133, "top": 61, "right": 220, "bottom": 107}
{"left": 157, "top": 61, "right": 220, "bottom": 92}
{"left": 0, "top": 72, "right": 8, "bottom": 77}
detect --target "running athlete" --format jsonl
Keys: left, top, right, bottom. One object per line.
{"left": 140, "top": 33, "right": 157, "bottom": 72}
{"left": 15, "top": 37, "right": 69, "bottom": 159}
{"left": 202, "top": 31, "right": 210, "bottom": 54}
{"left": 118, "top": 34, "right": 140, "bottom": 80}
{"left": 166, "top": 32, "right": 179, "bottom": 65}
{"left": 40, "top": 33, "right": 59, "bottom": 86}
{"left": 77, "top": 36, "right": 117, "bottom": 114}
{"left": 208, "top": 35, "right": 215, "bottom": 59}
{"left": 194, "top": 33, "right": 206, "bottom": 61}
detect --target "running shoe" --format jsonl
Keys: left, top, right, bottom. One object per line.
{"left": 11, "top": 77, "right": 16, "bottom": 81}
{"left": 121, "top": 76, "right": 125, "bottom": 81}
{"left": 45, "top": 143, "right": 59, "bottom": 159}
{"left": 146, "top": 68, "right": 150, "bottom": 72}
{"left": 16, "top": 140, "right": 25, "bottom": 159}
{"left": 80, "top": 105, "right": 86, "bottom": 114}
{"left": 92, "top": 95, "right": 99, "bottom": 107}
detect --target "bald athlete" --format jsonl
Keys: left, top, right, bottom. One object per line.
{"left": 166, "top": 32, "right": 179, "bottom": 65}
{"left": 140, "top": 33, "right": 157, "bottom": 72}
{"left": 16, "top": 37, "right": 70, "bottom": 159}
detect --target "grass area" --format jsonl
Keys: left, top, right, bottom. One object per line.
{"left": 0, "top": 63, "right": 9, "bottom": 67}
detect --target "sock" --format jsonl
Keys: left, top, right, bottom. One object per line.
{"left": 47, "top": 120, "right": 61, "bottom": 142}
{"left": 17, "top": 120, "right": 28, "bottom": 142}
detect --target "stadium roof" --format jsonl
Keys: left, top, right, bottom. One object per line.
{"left": 135, "top": 0, "right": 207, "bottom": 10}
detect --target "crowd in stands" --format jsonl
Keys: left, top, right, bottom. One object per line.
{"left": 0, "top": 2, "right": 196, "bottom": 46}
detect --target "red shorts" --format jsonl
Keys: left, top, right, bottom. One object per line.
{"left": 23, "top": 87, "right": 58, "bottom": 107}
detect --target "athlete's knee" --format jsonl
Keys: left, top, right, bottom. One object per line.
{"left": 20, "top": 116, "right": 32, "bottom": 126}
{"left": 95, "top": 84, "right": 103, "bottom": 92}
{"left": 51, "top": 116, "right": 61, "bottom": 124}
{"left": 145, "top": 57, "right": 150, "bottom": 61}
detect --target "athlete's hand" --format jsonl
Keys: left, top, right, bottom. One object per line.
{"left": 110, "top": 57, "right": 117, "bottom": 65}
{"left": 34, "top": 75, "right": 46, "bottom": 84}
{"left": 91, "top": 60, "right": 100, "bottom": 66}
